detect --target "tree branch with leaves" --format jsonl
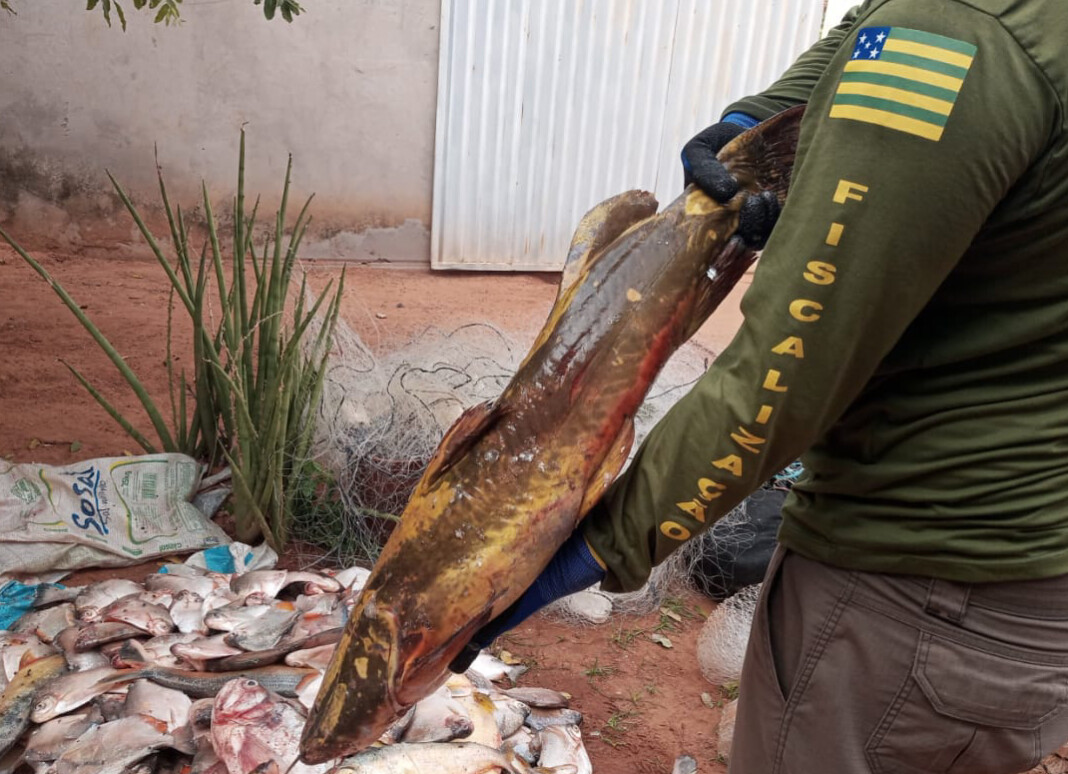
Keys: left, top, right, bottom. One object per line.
{"left": 1, "top": 0, "right": 304, "bottom": 29}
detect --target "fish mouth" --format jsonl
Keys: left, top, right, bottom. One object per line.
{"left": 298, "top": 596, "right": 406, "bottom": 763}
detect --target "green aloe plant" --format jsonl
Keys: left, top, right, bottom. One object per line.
{"left": 0, "top": 132, "right": 344, "bottom": 550}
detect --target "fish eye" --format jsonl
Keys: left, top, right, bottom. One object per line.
{"left": 245, "top": 679, "right": 258, "bottom": 687}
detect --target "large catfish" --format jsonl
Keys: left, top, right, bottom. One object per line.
{"left": 300, "top": 105, "right": 804, "bottom": 763}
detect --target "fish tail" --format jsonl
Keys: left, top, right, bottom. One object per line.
{"left": 718, "top": 104, "right": 805, "bottom": 205}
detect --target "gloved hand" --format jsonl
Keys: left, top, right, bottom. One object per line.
{"left": 681, "top": 111, "right": 781, "bottom": 250}
{"left": 448, "top": 529, "right": 605, "bottom": 673}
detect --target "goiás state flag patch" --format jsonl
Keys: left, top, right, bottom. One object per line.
{"left": 830, "top": 26, "right": 976, "bottom": 141}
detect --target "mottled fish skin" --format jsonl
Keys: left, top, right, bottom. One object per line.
{"left": 301, "top": 104, "right": 805, "bottom": 767}
{"left": 332, "top": 741, "right": 514, "bottom": 774}
{"left": 0, "top": 633, "right": 55, "bottom": 686}
{"left": 0, "top": 653, "right": 67, "bottom": 757}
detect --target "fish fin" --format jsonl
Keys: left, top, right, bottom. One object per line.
{"left": 717, "top": 104, "right": 805, "bottom": 206}
{"left": 578, "top": 420, "right": 635, "bottom": 520}
{"left": 421, "top": 401, "right": 501, "bottom": 489}
{"left": 395, "top": 602, "right": 495, "bottom": 706}
{"left": 558, "top": 190, "right": 659, "bottom": 302}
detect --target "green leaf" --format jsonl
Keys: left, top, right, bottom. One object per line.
{"left": 70, "top": 441, "right": 83, "bottom": 453}
{"left": 263, "top": 0, "right": 277, "bottom": 20}
{"left": 114, "top": 1, "right": 126, "bottom": 31}
{"left": 87, "top": 0, "right": 100, "bottom": 10}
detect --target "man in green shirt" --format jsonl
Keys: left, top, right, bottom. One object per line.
{"left": 464, "top": 1, "right": 1068, "bottom": 769}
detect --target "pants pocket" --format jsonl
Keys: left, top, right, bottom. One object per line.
{"left": 866, "top": 631, "right": 1068, "bottom": 774}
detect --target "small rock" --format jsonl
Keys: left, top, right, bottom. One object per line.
{"left": 672, "top": 754, "right": 698, "bottom": 774}
{"left": 717, "top": 698, "right": 738, "bottom": 762}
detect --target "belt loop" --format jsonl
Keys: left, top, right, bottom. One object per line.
{"left": 924, "top": 579, "right": 971, "bottom": 623}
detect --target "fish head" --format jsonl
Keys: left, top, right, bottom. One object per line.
{"left": 30, "top": 692, "right": 59, "bottom": 723}
{"left": 213, "top": 678, "right": 272, "bottom": 724}
{"left": 298, "top": 591, "right": 408, "bottom": 762}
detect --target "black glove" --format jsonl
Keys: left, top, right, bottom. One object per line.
{"left": 448, "top": 529, "right": 606, "bottom": 673}
{"left": 681, "top": 112, "right": 781, "bottom": 249}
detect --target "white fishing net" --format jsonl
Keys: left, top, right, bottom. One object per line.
{"left": 298, "top": 312, "right": 723, "bottom": 572}
{"left": 696, "top": 583, "right": 762, "bottom": 686}
{"left": 299, "top": 310, "right": 796, "bottom": 634}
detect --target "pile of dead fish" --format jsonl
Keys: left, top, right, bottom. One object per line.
{"left": 0, "top": 565, "right": 592, "bottom": 773}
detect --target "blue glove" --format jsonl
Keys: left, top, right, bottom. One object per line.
{"left": 681, "top": 111, "right": 781, "bottom": 249}
{"left": 448, "top": 529, "right": 605, "bottom": 673}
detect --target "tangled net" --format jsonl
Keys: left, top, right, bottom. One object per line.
{"left": 696, "top": 583, "right": 762, "bottom": 686}
{"left": 297, "top": 311, "right": 799, "bottom": 624}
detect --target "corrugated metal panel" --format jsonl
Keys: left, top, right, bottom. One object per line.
{"left": 432, "top": 0, "right": 823, "bottom": 271}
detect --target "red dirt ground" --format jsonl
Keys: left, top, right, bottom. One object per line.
{"left": 0, "top": 245, "right": 752, "bottom": 772}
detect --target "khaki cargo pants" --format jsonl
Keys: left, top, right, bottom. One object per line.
{"left": 729, "top": 548, "right": 1068, "bottom": 774}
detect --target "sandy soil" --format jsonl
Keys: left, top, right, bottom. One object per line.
{"left": 0, "top": 244, "right": 753, "bottom": 772}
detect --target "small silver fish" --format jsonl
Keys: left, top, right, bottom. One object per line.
{"left": 75, "top": 580, "right": 144, "bottom": 622}
{"left": 49, "top": 712, "right": 173, "bottom": 774}
{"left": 332, "top": 741, "right": 514, "bottom": 774}
{"left": 122, "top": 679, "right": 192, "bottom": 732}
{"left": 502, "top": 686, "right": 571, "bottom": 709}
{"left": 524, "top": 707, "right": 584, "bottom": 732}
{"left": 31, "top": 667, "right": 140, "bottom": 723}
{"left": 230, "top": 571, "right": 289, "bottom": 601}
{"left": 73, "top": 622, "right": 147, "bottom": 652}
{"left": 12, "top": 603, "right": 76, "bottom": 644}
{"left": 538, "top": 724, "right": 592, "bottom": 774}
{"left": 224, "top": 607, "right": 298, "bottom": 653}
{"left": 22, "top": 707, "right": 103, "bottom": 764}
{"left": 400, "top": 686, "right": 474, "bottom": 744}
{"left": 169, "top": 590, "right": 208, "bottom": 635}
{"left": 101, "top": 595, "right": 175, "bottom": 637}
{"left": 469, "top": 652, "right": 529, "bottom": 684}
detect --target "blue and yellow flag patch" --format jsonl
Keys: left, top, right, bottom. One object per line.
{"left": 830, "top": 26, "right": 976, "bottom": 141}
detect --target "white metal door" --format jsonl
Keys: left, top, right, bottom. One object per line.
{"left": 431, "top": 0, "right": 823, "bottom": 271}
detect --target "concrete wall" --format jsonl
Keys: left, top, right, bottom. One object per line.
{"left": 0, "top": 0, "right": 441, "bottom": 261}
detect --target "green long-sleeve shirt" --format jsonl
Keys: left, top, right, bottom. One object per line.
{"left": 584, "top": 0, "right": 1068, "bottom": 591}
